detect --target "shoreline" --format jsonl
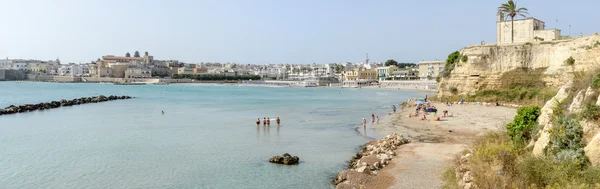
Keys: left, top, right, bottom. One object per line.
{"left": 333, "top": 100, "right": 517, "bottom": 188}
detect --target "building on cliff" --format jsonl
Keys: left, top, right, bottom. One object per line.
{"left": 497, "top": 11, "right": 561, "bottom": 44}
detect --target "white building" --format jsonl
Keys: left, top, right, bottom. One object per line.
{"left": 11, "top": 61, "right": 28, "bottom": 70}
{"left": 58, "top": 64, "right": 83, "bottom": 77}
{"left": 497, "top": 12, "right": 561, "bottom": 44}
{"left": 0, "top": 59, "right": 11, "bottom": 69}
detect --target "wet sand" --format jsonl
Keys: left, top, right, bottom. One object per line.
{"left": 369, "top": 102, "right": 517, "bottom": 188}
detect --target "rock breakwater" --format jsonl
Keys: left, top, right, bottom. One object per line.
{"left": 333, "top": 133, "right": 409, "bottom": 188}
{"left": 0, "top": 95, "right": 133, "bottom": 116}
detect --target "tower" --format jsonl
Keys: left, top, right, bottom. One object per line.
{"left": 365, "top": 53, "right": 369, "bottom": 65}
{"left": 496, "top": 11, "right": 504, "bottom": 44}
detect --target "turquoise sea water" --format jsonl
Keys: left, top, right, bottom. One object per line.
{"left": 0, "top": 82, "right": 427, "bottom": 189}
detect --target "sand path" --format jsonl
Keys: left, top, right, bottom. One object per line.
{"left": 371, "top": 102, "right": 517, "bottom": 189}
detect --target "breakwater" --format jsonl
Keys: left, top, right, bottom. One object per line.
{"left": 0, "top": 95, "right": 132, "bottom": 115}
{"left": 332, "top": 133, "right": 409, "bottom": 188}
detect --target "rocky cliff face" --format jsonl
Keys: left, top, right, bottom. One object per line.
{"left": 438, "top": 34, "right": 600, "bottom": 98}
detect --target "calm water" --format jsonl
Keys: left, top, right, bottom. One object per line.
{"left": 0, "top": 82, "right": 427, "bottom": 189}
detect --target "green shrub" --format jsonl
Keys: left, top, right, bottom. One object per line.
{"left": 591, "top": 72, "right": 600, "bottom": 89}
{"left": 440, "top": 51, "right": 461, "bottom": 78}
{"left": 525, "top": 42, "right": 533, "bottom": 46}
{"left": 506, "top": 106, "right": 541, "bottom": 144}
{"left": 547, "top": 116, "right": 586, "bottom": 166}
{"left": 581, "top": 103, "right": 600, "bottom": 120}
{"left": 565, "top": 56, "right": 575, "bottom": 66}
{"left": 461, "top": 55, "right": 468, "bottom": 63}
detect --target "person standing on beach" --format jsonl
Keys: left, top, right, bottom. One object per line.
{"left": 363, "top": 118, "right": 367, "bottom": 128}
{"left": 392, "top": 105, "right": 397, "bottom": 113}
{"left": 371, "top": 114, "right": 375, "bottom": 123}
{"left": 376, "top": 116, "right": 379, "bottom": 123}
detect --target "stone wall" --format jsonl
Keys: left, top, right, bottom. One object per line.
{"left": 438, "top": 34, "right": 600, "bottom": 98}
{"left": 0, "top": 70, "right": 27, "bottom": 81}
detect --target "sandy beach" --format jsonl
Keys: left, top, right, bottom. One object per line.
{"left": 345, "top": 102, "right": 517, "bottom": 189}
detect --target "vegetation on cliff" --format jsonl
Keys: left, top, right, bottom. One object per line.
{"left": 443, "top": 71, "right": 600, "bottom": 189}
{"left": 437, "top": 51, "right": 465, "bottom": 83}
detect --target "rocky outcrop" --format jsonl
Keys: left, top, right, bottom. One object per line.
{"left": 532, "top": 81, "right": 573, "bottom": 156}
{"left": 0, "top": 95, "right": 133, "bottom": 116}
{"left": 332, "top": 133, "right": 409, "bottom": 188}
{"left": 438, "top": 34, "right": 600, "bottom": 98}
{"left": 269, "top": 153, "right": 299, "bottom": 165}
{"left": 585, "top": 134, "right": 600, "bottom": 167}
{"left": 455, "top": 152, "right": 475, "bottom": 189}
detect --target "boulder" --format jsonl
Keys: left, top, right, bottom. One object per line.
{"left": 268, "top": 153, "right": 299, "bottom": 165}
{"left": 568, "top": 90, "right": 585, "bottom": 114}
{"left": 584, "top": 133, "right": 600, "bottom": 167}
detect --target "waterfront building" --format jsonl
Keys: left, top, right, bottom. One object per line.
{"left": 497, "top": 12, "right": 561, "bottom": 44}
{"left": 344, "top": 67, "right": 377, "bottom": 81}
{"left": 418, "top": 60, "right": 444, "bottom": 80}
{"left": 57, "top": 63, "right": 85, "bottom": 77}
{"left": 0, "top": 59, "right": 10, "bottom": 69}
{"left": 125, "top": 67, "right": 152, "bottom": 78}
{"left": 177, "top": 67, "right": 194, "bottom": 75}
{"left": 376, "top": 66, "right": 400, "bottom": 81}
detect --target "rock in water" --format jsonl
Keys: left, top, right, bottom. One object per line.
{"left": 269, "top": 153, "right": 300, "bottom": 165}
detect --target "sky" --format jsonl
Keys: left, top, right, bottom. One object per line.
{"left": 0, "top": 0, "right": 599, "bottom": 64}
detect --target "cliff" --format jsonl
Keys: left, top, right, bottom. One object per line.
{"left": 437, "top": 34, "right": 600, "bottom": 98}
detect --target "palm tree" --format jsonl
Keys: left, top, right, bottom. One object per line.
{"left": 498, "top": 0, "right": 529, "bottom": 43}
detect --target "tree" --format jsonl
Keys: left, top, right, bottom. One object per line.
{"left": 134, "top": 51, "right": 141, "bottom": 57}
{"left": 397, "top": 63, "right": 416, "bottom": 68}
{"left": 385, "top": 59, "right": 398, "bottom": 66}
{"left": 125, "top": 52, "right": 131, "bottom": 57}
{"left": 498, "top": 0, "right": 529, "bottom": 43}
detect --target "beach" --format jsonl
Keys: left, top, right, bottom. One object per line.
{"left": 338, "top": 102, "right": 517, "bottom": 188}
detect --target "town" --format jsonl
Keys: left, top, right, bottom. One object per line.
{"left": 0, "top": 51, "right": 443, "bottom": 89}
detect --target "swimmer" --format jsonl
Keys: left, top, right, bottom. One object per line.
{"left": 256, "top": 118, "right": 260, "bottom": 126}
{"left": 276, "top": 117, "right": 281, "bottom": 125}
{"left": 161, "top": 110, "right": 164, "bottom": 115}
{"left": 363, "top": 118, "right": 367, "bottom": 128}
{"left": 267, "top": 117, "right": 271, "bottom": 126}
{"left": 263, "top": 117, "right": 267, "bottom": 126}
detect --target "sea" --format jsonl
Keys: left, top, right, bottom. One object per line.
{"left": 0, "top": 82, "right": 428, "bottom": 189}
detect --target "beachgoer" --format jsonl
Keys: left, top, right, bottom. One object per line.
{"left": 496, "top": 101, "right": 500, "bottom": 106}
{"left": 256, "top": 118, "right": 261, "bottom": 126}
{"left": 276, "top": 117, "right": 281, "bottom": 125}
{"left": 425, "top": 94, "right": 428, "bottom": 102}
{"left": 371, "top": 114, "right": 375, "bottom": 123}
{"left": 392, "top": 105, "right": 397, "bottom": 113}
{"left": 459, "top": 98, "right": 464, "bottom": 105}
{"left": 376, "top": 116, "right": 379, "bottom": 123}
{"left": 363, "top": 118, "right": 367, "bottom": 128}
{"left": 161, "top": 110, "right": 164, "bottom": 115}
{"left": 263, "top": 117, "right": 267, "bottom": 125}
{"left": 267, "top": 117, "right": 271, "bottom": 125}
{"left": 443, "top": 110, "right": 448, "bottom": 117}
{"left": 421, "top": 114, "right": 427, "bottom": 121}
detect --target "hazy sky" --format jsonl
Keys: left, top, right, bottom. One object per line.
{"left": 0, "top": 0, "right": 598, "bottom": 64}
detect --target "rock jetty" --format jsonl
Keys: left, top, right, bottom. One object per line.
{"left": 0, "top": 95, "right": 133, "bottom": 116}
{"left": 269, "top": 153, "right": 300, "bottom": 165}
{"left": 333, "top": 133, "right": 409, "bottom": 188}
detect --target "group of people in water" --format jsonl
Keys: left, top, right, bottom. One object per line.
{"left": 256, "top": 117, "right": 281, "bottom": 126}
{"left": 362, "top": 113, "right": 380, "bottom": 128}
